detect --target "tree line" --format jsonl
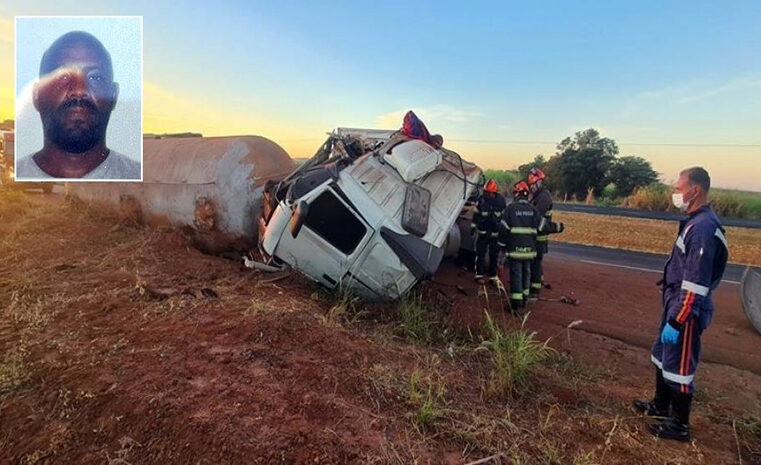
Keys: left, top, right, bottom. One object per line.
{"left": 494, "top": 128, "right": 659, "bottom": 200}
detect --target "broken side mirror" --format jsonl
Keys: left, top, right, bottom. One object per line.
{"left": 290, "top": 200, "right": 309, "bottom": 238}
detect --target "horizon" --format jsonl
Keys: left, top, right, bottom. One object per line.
{"left": 1, "top": 1, "right": 759, "bottom": 190}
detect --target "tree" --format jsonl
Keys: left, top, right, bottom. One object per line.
{"left": 551, "top": 128, "right": 618, "bottom": 199}
{"left": 517, "top": 154, "right": 546, "bottom": 180}
{"left": 608, "top": 156, "right": 658, "bottom": 197}
{"left": 556, "top": 128, "right": 619, "bottom": 158}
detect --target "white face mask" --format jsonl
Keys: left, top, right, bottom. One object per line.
{"left": 672, "top": 193, "right": 687, "bottom": 211}
{"left": 672, "top": 190, "right": 694, "bottom": 212}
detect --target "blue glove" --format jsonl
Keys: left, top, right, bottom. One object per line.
{"left": 660, "top": 323, "right": 680, "bottom": 345}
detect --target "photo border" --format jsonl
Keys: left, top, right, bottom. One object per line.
{"left": 13, "top": 15, "right": 144, "bottom": 183}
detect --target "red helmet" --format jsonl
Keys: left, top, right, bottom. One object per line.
{"left": 527, "top": 167, "right": 546, "bottom": 185}
{"left": 484, "top": 179, "right": 499, "bottom": 193}
{"left": 513, "top": 181, "right": 530, "bottom": 196}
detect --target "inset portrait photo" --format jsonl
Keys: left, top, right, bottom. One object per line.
{"left": 15, "top": 16, "right": 142, "bottom": 181}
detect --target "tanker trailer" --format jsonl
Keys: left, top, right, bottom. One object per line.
{"left": 68, "top": 135, "right": 296, "bottom": 251}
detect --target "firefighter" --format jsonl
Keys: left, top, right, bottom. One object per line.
{"left": 527, "top": 167, "right": 564, "bottom": 298}
{"left": 471, "top": 179, "right": 506, "bottom": 282}
{"left": 634, "top": 167, "right": 728, "bottom": 442}
{"left": 498, "top": 181, "right": 542, "bottom": 310}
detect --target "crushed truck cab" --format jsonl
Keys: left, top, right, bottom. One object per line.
{"left": 259, "top": 128, "right": 482, "bottom": 300}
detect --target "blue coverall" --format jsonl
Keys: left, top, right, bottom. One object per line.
{"left": 651, "top": 205, "right": 728, "bottom": 394}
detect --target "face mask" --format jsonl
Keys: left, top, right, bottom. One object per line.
{"left": 672, "top": 189, "right": 694, "bottom": 212}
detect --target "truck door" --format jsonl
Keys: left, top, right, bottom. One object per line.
{"left": 289, "top": 187, "right": 374, "bottom": 290}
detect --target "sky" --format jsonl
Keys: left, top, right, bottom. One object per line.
{"left": 1, "top": 1, "right": 759, "bottom": 190}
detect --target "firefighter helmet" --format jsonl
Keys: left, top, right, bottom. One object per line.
{"left": 527, "top": 167, "right": 546, "bottom": 185}
{"left": 484, "top": 179, "right": 499, "bottom": 193}
{"left": 513, "top": 181, "right": 530, "bottom": 196}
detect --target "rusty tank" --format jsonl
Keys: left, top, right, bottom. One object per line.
{"left": 68, "top": 135, "right": 296, "bottom": 249}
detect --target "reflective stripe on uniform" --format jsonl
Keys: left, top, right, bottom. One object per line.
{"left": 530, "top": 282, "right": 542, "bottom": 289}
{"left": 522, "top": 288, "right": 530, "bottom": 295}
{"left": 510, "top": 227, "right": 537, "bottom": 235}
{"left": 715, "top": 228, "right": 728, "bottom": 249}
{"left": 682, "top": 280, "right": 709, "bottom": 296}
{"left": 497, "top": 242, "right": 507, "bottom": 247}
{"left": 536, "top": 235, "right": 549, "bottom": 241}
{"left": 511, "top": 293, "right": 524, "bottom": 300}
{"left": 494, "top": 211, "right": 502, "bottom": 217}
{"left": 544, "top": 211, "right": 553, "bottom": 218}
{"left": 490, "top": 232, "right": 499, "bottom": 238}
{"left": 478, "top": 230, "right": 488, "bottom": 235}
{"left": 509, "top": 251, "right": 537, "bottom": 259}
{"left": 651, "top": 354, "right": 695, "bottom": 385}
{"left": 675, "top": 234, "right": 686, "bottom": 253}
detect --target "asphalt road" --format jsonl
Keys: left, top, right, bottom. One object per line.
{"left": 554, "top": 202, "right": 761, "bottom": 230}
{"left": 549, "top": 241, "right": 753, "bottom": 284}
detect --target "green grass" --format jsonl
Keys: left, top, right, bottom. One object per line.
{"left": 483, "top": 169, "right": 522, "bottom": 194}
{"left": 311, "top": 286, "right": 363, "bottom": 324}
{"left": 364, "top": 360, "right": 446, "bottom": 432}
{"left": 398, "top": 292, "right": 433, "bottom": 344}
{"left": 480, "top": 311, "right": 551, "bottom": 399}
{"left": 711, "top": 188, "right": 761, "bottom": 219}
{"left": 408, "top": 369, "right": 445, "bottom": 431}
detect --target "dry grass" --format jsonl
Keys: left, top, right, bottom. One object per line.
{"left": 0, "top": 349, "right": 31, "bottom": 396}
{"left": 554, "top": 211, "right": 761, "bottom": 266}
{"left": 0, "top": 187, "right": 34, "bottom": 221}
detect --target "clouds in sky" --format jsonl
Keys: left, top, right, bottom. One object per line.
{"left": 636, "top": 75, "right": 761, "bottom": 105}
{"left": 375, "top": 105, "right": 481, "bottom": 129}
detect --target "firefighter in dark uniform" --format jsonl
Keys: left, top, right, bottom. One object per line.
{"left": 634, "top": 167, "right": 728, "bottom": 442}
{"left": 471, "top": 179, "right": 506, "bottom": 282}
{"left": 498, "top": 181, "right": 542, "bottom": 310}
{"left": 527, "top": 167, "right": 564, "bottom": 298}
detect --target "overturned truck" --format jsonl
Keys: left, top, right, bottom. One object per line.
{"left": 259, "top": 128, "right": 482, "bottom": 300}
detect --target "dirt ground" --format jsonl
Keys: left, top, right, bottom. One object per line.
{"left": 1, "top": 191, "right": 760, "bottom": 464}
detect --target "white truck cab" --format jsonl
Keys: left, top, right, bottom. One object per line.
{"left": 260, "top": 128, "right": 482, "bottom": 300}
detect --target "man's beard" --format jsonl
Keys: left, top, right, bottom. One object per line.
{"left": 43, "top": 98, "right": 110, "bottom": 154}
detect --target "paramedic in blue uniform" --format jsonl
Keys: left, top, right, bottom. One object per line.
{"left": 634, "top": 167, "right": 728, "bottom": 442}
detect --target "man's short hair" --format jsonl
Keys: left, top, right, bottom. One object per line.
{"left": 680, "top": 166, "right": 711, "bottom": 193}
{"left": 39, "top": 31, "right": 113, "bottom": 80}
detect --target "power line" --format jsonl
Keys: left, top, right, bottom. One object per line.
{"left": 275, "top": 136, "right": 761, "bottom": 148}
{"left": 447, "top": 139, "right": 761, "bottom": 148}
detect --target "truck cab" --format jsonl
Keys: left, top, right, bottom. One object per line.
{"left": 259, "top": 128, "right": 482, "bottom": 300}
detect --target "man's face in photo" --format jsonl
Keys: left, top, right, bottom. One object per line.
{"left": 33, "top": 32, "right": 119, "bottom": 154}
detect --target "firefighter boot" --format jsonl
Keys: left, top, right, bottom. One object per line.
{"left": 633, "top": 368, "right": 671, "bottom": 417}
{"left": 648, "top": 391, "right": 691, "bottom": 442}
{"left": 509, "top": 299, "right": 523, "bottom": 313}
